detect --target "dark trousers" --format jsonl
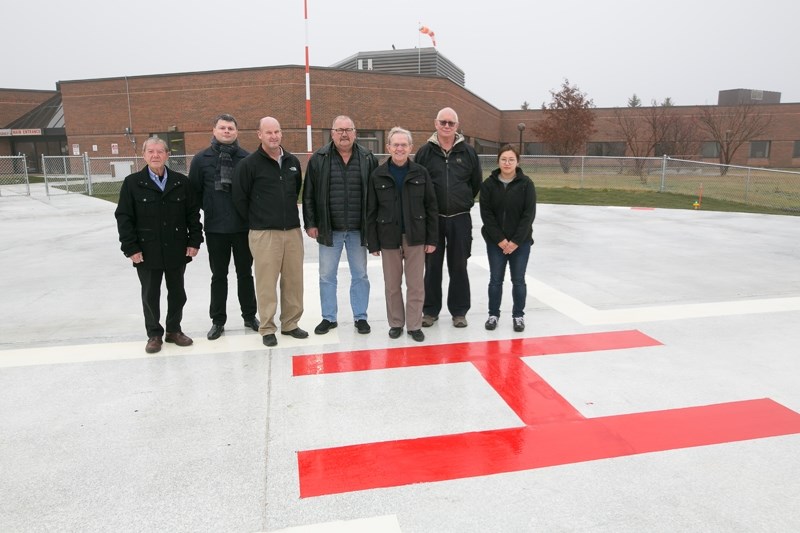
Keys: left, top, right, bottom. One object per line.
{"left": 423, "top": 213, "right": 473, "bottom": 318}
{"left": 137, "top": 265, "right": 187, "bottom": 338}
{"left": 206, "top": 231, "right": 257, "bottom": 325}
{"left": 487, "top": 240, "right": 531, "bottom": 318}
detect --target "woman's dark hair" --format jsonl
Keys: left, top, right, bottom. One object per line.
{"left": 497, "top": 144, "right": 520, "bottom": 162}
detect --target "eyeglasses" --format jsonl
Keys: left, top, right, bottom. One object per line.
{"left": 499, "top": 158, "right": 517, "bottom": 164}
{"left": 332, "top": 128, "right": 355, "bottom": 134}
{"left": 437, "top": 120, "right": 457, "bottom": 128}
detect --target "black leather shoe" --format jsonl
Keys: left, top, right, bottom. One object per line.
{"left": 207, "top": 323, "right": 224, "bottom": 340}
{"left": 314, "top": 319, "right": 337, "bottom": 335}
{"left": 388, "top": 327, "right": 403, "bottom": 339}
{"left": 355, "top": 319, "right": 371, "bottom": 334}
{"left": 244, "top": 317, "right": 260, "bottom": 331}
{"left": 262, "top": 334, "right": 277, "bottom": 347}
{"left": 281, "top": 327, "right": 309, "bottom": 339}
{"left": 407, "top": 329, "right": 425, "bottom": 342}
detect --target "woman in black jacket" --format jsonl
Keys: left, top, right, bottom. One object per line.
{"left": 479, "top": 144, "right": 536, "bottom": 332}
{"left": 366, "top": 127, "right": 438, "bottom": 341}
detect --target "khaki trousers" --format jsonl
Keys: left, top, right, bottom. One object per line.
{"left": 249, "top": 228, "right": 304, "bottom": 335}
{"left": 380, "top": 235, "right": 425, "bottom": 331}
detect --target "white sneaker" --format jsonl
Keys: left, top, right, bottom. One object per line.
{"left": 513, "top": 317, "right": 525, "bottom": 332}
{"left": 485, "top": 316, "right": 498, "bottom": 330}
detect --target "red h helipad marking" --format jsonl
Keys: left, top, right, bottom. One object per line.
{"left": 293, "top": 330, "right": 800, "bottom": 498}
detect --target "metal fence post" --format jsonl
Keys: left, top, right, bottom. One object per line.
{"left": 24, "top": 155, "right": 30, "bottom": 196}
{"left": 45, "top": 155, "right": 52, "bottom": 196}
{"left": 84, "top": 152, "right": 92, "bottom": 195}
{"left": 580, "top": 156, "right": 585, "bottom": 189}
{"left": 660, "top": 155, "right": 667, "bottom": 192}
{"left": 745, "top": 168, "right": 751, "bottom": 203}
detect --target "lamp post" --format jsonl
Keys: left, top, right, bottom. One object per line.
{"left": 517, "top": 122, "right": 526, "bottom": 155}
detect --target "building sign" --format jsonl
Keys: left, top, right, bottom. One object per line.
{"left": 0, "top": 129, "right": 11, "bottom": 137}
{"left": 72, "top": 144, "right": 80, "bottom": 155}
{"left": 111, "top": 143, "right": 119, "bottom": 155}
{"left": 11, "top": 129, "right": 42, "bottom": 136}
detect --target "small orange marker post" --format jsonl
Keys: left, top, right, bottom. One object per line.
{"left": 693, "top": 183, "right": 703, "bottom": 209}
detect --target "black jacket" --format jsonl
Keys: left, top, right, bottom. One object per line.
{"left": 303, "top": 141, "right": 378, "bottom": 246}
{"left": 479, "top": 167, "right": 537, "bottom": 246}
{"left": 188, "top": 144, "right": 250, "bottom": 233}
{"left": 366, "top": 159, "right": 438, "bottom": 252}
{"left": 413, "top": 133, "right": 482, "bottom": 216}
{"left": 232, "top": 145, "right": 303, "bottom": 231}
{"left": 115, "top": 166, "right": 203, "bottom": 270}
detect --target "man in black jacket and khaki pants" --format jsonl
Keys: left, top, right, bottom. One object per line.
{"left": 115, "top": 137, "right": 203, "bottom": 354}
{"left": 232, "top": 117, "right": 307, "bottom": 348}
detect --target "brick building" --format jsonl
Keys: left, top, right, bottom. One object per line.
{"left": 4, "top": 59, "right": 800, "bottom": 169}
{"left": 0, "top": 89, "right": 60, "bottom": 159}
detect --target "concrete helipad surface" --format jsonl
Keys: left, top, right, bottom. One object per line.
{"left": 1, "top": 188, "right": 799, "bottom": 532}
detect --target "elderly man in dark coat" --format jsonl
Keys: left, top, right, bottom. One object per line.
{"left": 115, "top": 137, "right": 203, "bottom": 354}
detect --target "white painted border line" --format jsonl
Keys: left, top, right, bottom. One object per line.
{"left": 0, "top": 331, "right": 340, "bottom": 369}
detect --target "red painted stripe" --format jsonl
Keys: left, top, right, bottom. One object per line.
{"left": 472, "top": 358, "right": 584, "bottom": 425}
{"left": 292, "top": 330, "right": 662, "bottom": 376}
{"left": 298, "top": 399, "right": 800, "bottom": 497}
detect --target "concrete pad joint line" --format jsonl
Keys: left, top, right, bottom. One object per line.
{"left": 469, "top": 256, "right": 800, "bottom": 325}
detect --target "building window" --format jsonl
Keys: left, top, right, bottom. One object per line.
{"left": 749, "top": 140, "right": 770, "bottom": 158}
{"left": 701, "top": 141, "right": 720, "bottom": 158}
{"left": 527, "top": 142, "right": 549, "bottom": 156}
{"left": 793, "top": 141, "right": 800, "bottom": 158}
{"left": 586, "top": 142, "right": 626, "bottom": 157}
{"left": 473, "top": 138, "right": 500, "bottom": 155}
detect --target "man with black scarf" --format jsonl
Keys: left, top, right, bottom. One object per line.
{"left": 189, "top": 114, "right": 259, "bottom": 340}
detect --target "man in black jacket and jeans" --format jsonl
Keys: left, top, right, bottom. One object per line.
{"left": 189, "top": 114, "right": 259, "bottom": 341}
{"left": 303, "top": 116, "right": 378, "bottom": 336}
{"left": 414, "top": 107, "right": 482, "bottom": 328}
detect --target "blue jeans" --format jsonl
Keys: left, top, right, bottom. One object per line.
{"left": 486, "top": 240, "right": 531, "bottom": 318}
{"left": 318, "top": 230, "right": 370, "bottom": 321}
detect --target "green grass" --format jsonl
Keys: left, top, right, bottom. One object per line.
{"left": 92, "top": 187, "right": 797, "bottom": 216}
{"left": 537, "top": 187, "right": 799, "bottom": 216}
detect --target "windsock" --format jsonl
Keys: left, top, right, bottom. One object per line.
{"left": 419, "top": 25, "right": 437, "bottom": 47}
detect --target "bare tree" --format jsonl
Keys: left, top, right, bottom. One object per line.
{"left": 614, "top": 107, "right": 653, "bottom": 178}
{"left": 520, "top": 101, "right": 530, "bottom": 110}
{"left": 656, "top": 113, "right": 701, "bottom": 159}
{"left": 697, "top": 103, "right": 771, "bottom": 174}
{"left": 532, "top": 79, "right": 595, "bottom": 173}
{"left": 615, "top": 103, "right": 700, "bottom": 180}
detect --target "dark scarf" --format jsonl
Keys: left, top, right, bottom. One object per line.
{"left": 210, "top": 136, "right": 239, "bottom": 192}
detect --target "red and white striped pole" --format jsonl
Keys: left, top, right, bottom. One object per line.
{"left": 304, "top": 0, "right": 312, "bottom": 152}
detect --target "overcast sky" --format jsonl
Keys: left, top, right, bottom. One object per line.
{"left": 4, "top": 0, "right": 798, "bottom": 109}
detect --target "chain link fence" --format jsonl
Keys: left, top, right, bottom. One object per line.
{"left": 476, "top": 155, "right": 800, "bottom": 214}
{"left": 0, "top": 155, "right": 30, "bottom": 196}
{"left": 30, "top": 153, "right": 800, "bottom": 214}
{"left": 41, "top": 155, "right": 194, "bottom": 197}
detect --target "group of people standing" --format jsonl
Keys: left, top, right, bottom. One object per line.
{"left": 115, "top": 107, "right": 536, "bottom": 353}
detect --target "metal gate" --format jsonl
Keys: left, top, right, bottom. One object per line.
{"left": 0, "top": 155, "right": 30, "bottom": 197}
{"left": 41, "top": 154, "right": 89, "bottom": 195}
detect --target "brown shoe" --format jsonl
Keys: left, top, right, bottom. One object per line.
{"left": 145, "top": 336, "right": 162, "bottom": 354}
{"left": 165, "top": 331, "right": 193, "bottom": 347}
{"left": 421, "top": 315, "right": 438, "bottom": 327}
